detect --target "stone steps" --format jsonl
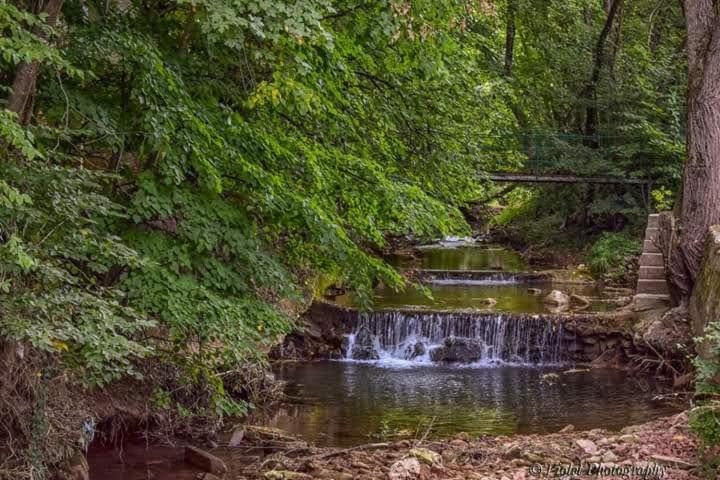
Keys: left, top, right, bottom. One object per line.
{"left": 635, "top": 214, "right": 670, "bottom": 299}
{"left": 647, "top": 214, "right": 659, "bottom": 228}
{"left": 643, "top": 240, "right": 661, "bottom": 253}
{"left": 639, "top": 253, "right": 664, "bottom": 267}
{"left": 639, "top": 266, "right": 666, "bottom": 279}
{"left": 645, "top": 227, "right": 659, "bottom": 242}
{"left": 637, "top": 279, "right": 669, "bottom": 295}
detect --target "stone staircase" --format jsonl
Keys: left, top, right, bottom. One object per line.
{"left": 637, "top": 214, "right": 670, "bottom": 297}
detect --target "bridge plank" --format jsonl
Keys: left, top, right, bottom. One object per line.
{"left": 487, "top": 172, "right": 652, "bottom": 185}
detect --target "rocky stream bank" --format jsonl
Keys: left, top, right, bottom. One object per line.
{"left": 151, "top": 412, "right": 703, "bottom": 480}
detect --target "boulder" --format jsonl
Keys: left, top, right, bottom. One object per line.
{"left": 618, "top": 434, "right": 639, "bottom": 443}
{"left": 601, "top": 450, "right": 619, "bottom": 463}
{"left": 350, "top": 327, "right": 379, "bottom": 360}
{"left": 449, "top": 438, "right": 468, "bottom": 448}
{"left": 403, "top": 341, "right": 425, "bottom": 360}
{"left": 527, "top": 288, "right": 542, "bottom": 296}
{"left": 543, "top": 290, "right": 570, "bottom": 307}
{"left": 570, "top": 294, "right": 590, "bottom": 309}
{"left": 502, "top": 442, "right": 522, "bottom": 459}
{"left": 388, "top": 457, "right": 421, "bottom": 480}
{"left": 409, "top": 447, "right": 442, "bottom": 466}
{"left": 264, "top": 472, "right": 314, "bottom": 480}
{"left": 480, "top": 297, "right": 497, "bottom": 307}
{"left": 185, "top": 446, "right": 228, "bottom": 475}
{"left": 575, "top": 439, "right": 598, "bottom": 455}
{"left": 430, "top": 337, "right": 486, "bottom": 362}
{"left": 228, "top": 427, "right": 245, "bottom": 447}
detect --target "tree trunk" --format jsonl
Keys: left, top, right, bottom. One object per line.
{"left": 501, "top": 0, "right": 531, "bottom": 156}
{"left": 503, "top": 0, "right": 517, "bottom": 77}
{"left": 6, "top": 0, "right": 65, "bottom": 124}
{"left": 666, "top": 1, "right": 720, "bottom": 303}
{"left": 583, "top": 0, "right": 624, "bottom": 143}
{"left": 604, "top": 0, "right": 624, "bottom": 78}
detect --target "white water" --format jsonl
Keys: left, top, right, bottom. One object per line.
{"left": 344, "top": 311, "right": 567, "bottom": 365}
{"left": 428, "top": 278, "right": 520, "bottom": 285}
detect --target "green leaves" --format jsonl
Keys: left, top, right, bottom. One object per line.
{"left": 1, "top": 0, "right": 486, "bottom": 412}
{"left": 587, "top": 232, "right": 641, "bottom": 279}
{"left": 0, "top": 159, "right": 152, "bottom": 387}
{"left": 0, "top": 110, "right": 42, "bottom": 159}
{"left": 1, "top": 0, "right": 690, "bottom": 428}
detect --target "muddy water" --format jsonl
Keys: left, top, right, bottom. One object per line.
{"left": 88, "top": 444, "right": 195, "bottom": 480}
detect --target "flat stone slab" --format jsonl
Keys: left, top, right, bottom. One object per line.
{"left": 632, "top": 294, "right": 670, "bottom": 310}
{"left": 643, "top": 240, "right": 661, "bottom": 254}
{"left": 639, "top": 266, "right": 666, "bottom": 280}
{"left": 637, "top": 279, "right": 670, "bottom": 295}
{"left": 645, "top": 226, "right": 659, "bottom": 242}
{"left": 639, "top": 253, "right": 664, "bottom": 267}
{"left": 647, "top": 214, "right": 660, "bottom": 228}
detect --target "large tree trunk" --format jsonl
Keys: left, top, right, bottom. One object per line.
{"left": 666, "top": 1, "right": 720, "bottom": 303}
{"left": 6, "top": 0, "right": 65, "bottom": 124}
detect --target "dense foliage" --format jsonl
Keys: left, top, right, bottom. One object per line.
{"left": 0, "top": 1, "right": 490, "bottom": 475}
{"left": 0, "top": 0, "right": 702, "bottom": 476}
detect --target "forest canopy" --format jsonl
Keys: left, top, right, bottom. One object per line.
{"left": 0, "top": 0, "right": 690, "bottom": 476}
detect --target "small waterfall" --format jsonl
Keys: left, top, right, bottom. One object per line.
{"left": 416, "top": 270, "right": 550, "bottom": 285}
{"left": 344, "top": 311, "right": 566, "bottom": 365}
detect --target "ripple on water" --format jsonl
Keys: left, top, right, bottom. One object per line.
{"left": 267, "top": 361, "right": 680, "bottom": 447}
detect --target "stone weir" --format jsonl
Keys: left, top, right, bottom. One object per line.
{"left": 413, "top": 270, "right": 551, "bottom": 284}
{"left": 345, "top": 310, "right": 565, "bottom": 364}
{"left": 274, "top": 301, "right": 640, "bottom": 366}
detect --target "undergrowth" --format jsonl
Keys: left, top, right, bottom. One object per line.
{"left": 587, "top": 232, "right": 642, "bottom": 280}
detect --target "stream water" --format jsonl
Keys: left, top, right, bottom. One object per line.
{"left": 335, "top": 282, "right": 612, "bottom": 312}
{"left": 269, "top": 362, "right": 678, "bottom": 447}
{"left": 391, "top": 243, "right": 528, "bottom": 271}
{"left": 88, "top": 242, "right": 680, "bottom": 478}
{"left": 335, "top": 243, "right": 615, "bottom": 313}
{"left": 271, "top": 242, "right": 678, "bottom": 445}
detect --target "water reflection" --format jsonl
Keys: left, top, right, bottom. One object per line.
{"left": 269, "top": 362, "right": 678, "bottom": 447}
{"left": 392, "top": 245, "right": 527, "bottom": 272}
{"left": 336, "top": 282, "right": 613, "bottom": 313}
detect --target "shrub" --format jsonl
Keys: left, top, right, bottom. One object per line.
{"left": 587, "top": 232, "right": 642, "bottom": 279}
{"left": 691, "top": 319, "right": 720, "bottom": 455}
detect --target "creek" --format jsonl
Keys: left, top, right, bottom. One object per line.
{"left": 270, "top": 241, "right": 678, "bottom": 445}
{"left": 88, "top": 241, "right": 680, "bottom": 478}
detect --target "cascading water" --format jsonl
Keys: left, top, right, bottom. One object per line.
{"left": 418, "top": 271, "right": 550, "bottom": 285}
{"left": 344, "top": 311, "right": 567, "bottom": 365}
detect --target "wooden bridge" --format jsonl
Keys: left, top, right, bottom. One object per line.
{"left": 488, "top": 172, "right": 653, "bottom": 185}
